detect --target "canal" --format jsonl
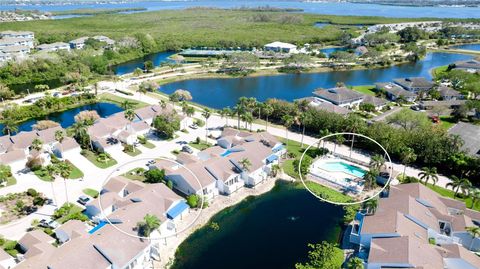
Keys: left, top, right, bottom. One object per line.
{"left": 159, "top": 52, "right": 472, "bottom": 109}
{"left": 0, "top": 102, "right": 123, "bottom": 135}
{"left": 171, "top": 181, "right": 344, "bottom": 269}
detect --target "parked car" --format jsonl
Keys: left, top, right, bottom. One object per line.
{"left": 182, "top": 146, "right": 194, "bottom": 154}
{"left": 189, "top": 123, "right": 199, "bottom": 129}
{"left": 410, "top": 105, "right": 420, "bottom": 111}
{"left": 77, "top": 195, "right": 91, "bottom": 206}
{"left": 53, "top": 92, "right": 60, "bottom": 97}
{"left": 39, "top": 219, "right": 59, "bottom": 229}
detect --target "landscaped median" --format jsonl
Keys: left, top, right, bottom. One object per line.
{"left": 81, "top": 150, "right": 117, "bottom": 169}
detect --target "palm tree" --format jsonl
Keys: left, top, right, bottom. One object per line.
{"left": 369, "top": 154, "right": 385, "bottom": 171}
{"left": 55, "top": 130, "right": 65, "bottom": 156}
{"left": 363, "top": 198, "right": 378, "bottom": 215}
{"left": 446, "top": 176, "right": 472, "bottom": 198}
{"left": 317, "top": 129, "right": 330, "bottom": 149}
{"left": 400, "top": 147, "right": 416, "bottom": 178}
{"left": 30, "top": 138, "right": 43, "bottom": 152}
{"left": 418, "top": 167, "right": 439, "bottom": 186}
{"left": 242, "top": 112, "right": 254, "bottom": 131}
{"left": 159, "top": 99, "right": 167, "bottom": 109}
{"left": 202, "top": 108, "right": 211, "bottom": 142}
{"left": 469, "top": 188, "right": 480, "bottom": 209}
{"left": 270, "top": 164, "right": 281, "bottom": 178}
{"left": 333, "top": 135, "right": 346, "bottom": 155}
{"left": 185, "top": 106, "right": 195, "bottom": 127}
{"left": 363, "top": 169, "right": 379, "bottom": 190}
{"left": 137, "top": 85, "right": 147, "bottom": 100}
{"left": 55, "top": 162, "right": 72, "bottom": 204}
{"left": 137, "top": 214, "right": 161, "bottom": 237}
{"left": 220, "top": 107, "right": 231, "bottom": 127}
{"left": 124, "top": 109, "right": 136, "bottom": 151}
{"left": 347, "top": 257, "right": 364, "bottom": 269}
{"left": 2, "top": 118, "right": 18, "bottom": 136}
{"left": 263, "top": 104, "right": 273, "bottom": 131}
{"left": 239, "top": 158, "right": 252, "bottom": 172}
{"left": 466, "top": 226, "right": 480, "bottom": 250}
{"left": 345, "top": 114, "right": 363, "bottom": 158}
{"left": 45, "top": 164, "right": 58, "bottom": 208}
{"left": 282, "top": 115, "right": 294, "bottom": 153}
{"left": 121, "top": 100, "right": 134, "bottom": 110}
{"left": 298, "top": 113, "right": 311, "bottom": 148}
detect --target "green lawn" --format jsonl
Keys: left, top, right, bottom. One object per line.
{"left": 188, "top": 141, "right": 212, "bottom": 151}
{"left": 97, "top": 93, "right": 148, "bottom": 109}
{"left": 280, "top": 138, "right": 325, "bottom": 179}
{"left": 351, "top": 85, "right": 376, "bottom": 96}
{"left": 431, "top": 65, "right": 449, "bottom": 79}
{"left": 439, "top": 116, "right": 457, "bottom": 130}
{"left": 305, "top": 181, "right": 354, "bottom": 204}
{"left": 142, "top": 141, "right": 155, "bottom": 149}
{"left": 33, "top": 162, "right": 84, "bottom": 181}
{"left": 68, "top": 163, "right": 84, "bottom": 179}
{"left": 426, "top": 183, "right": 480, "bottom": 211}
{"left": 4, "top": 177, "right": 16, "bottom": 187}
{"left": 55, "top": 204, "right": 86, "bottom": 224}
{"left": 83, "top": 188, "right": 99, "bottom": 198}
{"left": 82, "top": 150, "right": 117, "bottom": 169}
{"left": 124, "top": 147, "right": 142, "bottom": 157}
{"left": 123, "top": 167, "right": 146, "bottom": 181}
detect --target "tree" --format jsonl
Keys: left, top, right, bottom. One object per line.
{"left": 398, "top": 27, "right": 426, "bottom": 43}
{"left": 418, "top": 167, "right": 439, "bottom": 186}
{"left": 124, "top": 109, "right": 135, "bottom": 122}
{"left": 54, "top": 129, "right": 65, "bottom": 154}
{"left": 369, "top": 154, "right": 385, "bottom": 171}
{"left": 202, "top": 108, "right": 211, "bottom": 142}
{"left": 242, "top": 112, "right": 254, "bottom": 131}
{"left": 172, "top": 89, "right": 192, "bottom": 102}
{"left": 143, "top": 60, "right": 154, "bottom": 72}
{"left": 387, "top": 108, "right": 430, "bottom": 131}
{"left": 220, "top": 107, "right": 231, "bottom": 126}
{"left": 400, "top": 147, "right": 417, "bottom": 177}
{"left": 466, "top": 226, "right": 480, "bottom": 250}
{"left": 446, "top": 176, "right": 471, "bottom": 198}
{"left": 2, "top": 118, "right": 18, "bottom": 136}
{"left": 72, "top": 122, "right": 91, "bottom": 149}
{"left": 152, "top": 114, "right": 180, "bottom": 139}
{"left": 137, "top": 214, "right": 161, "bottom": 237}
{"left": 347, "top": 257, "right": 364, "bottom": 269}
{"left": 0, "top": 165, "right": 12, "bottom": 186}
{"left": 32, "top": 120, "right": 60, "bottom": 131}
{"left": 363, "top": 169, "right": 379, "bottom": 190}
{"left": 31, "top": 138, "right": 43, "bottom": 152}
{"left": 138, "top": 81, "right": 158, "bottom": 93}
{"left": 55, "top": 162, "right": 72, "bottom": 204}
{"left": 133, "top": 67, "right": 143, "bottom": 76}
{"left": 239, "top": 158, "right": 252, "bottom": 172}
{"left": 144, "top": 169, "right": 165, "bottom": 184}
{"left": 74, "top": 110, "right": 100, "bottom": 125}
{"left": 0, "top": 83, "right": 14, "bottom": 99}
{"left": 469, "top": 188, "right": 480, "bottom": 209}
{"left": 363, "top": 198, "right": 378, "bottom": 215}
{"left": 224, "top": 52, "right": 259, "bottom": 73}
{"left": 263, "top": 103, "right": 273, "bottom": 131}
{"left": 121, "top": 100, "right": 134, "bottom": 110}
{"left": 295, "top": 241, "right": 344, "bottom": 269}
{"left": 34, "top": 84, "right": 49, "bottom": 92}
{"left": 293, "top": 155, "right": 312, "bottom": 176}
{"left": 282, "top": 114, "right": 294, "bottom": 151}
{"left": 187, "top": 194, "right": 200, "bottom": 208}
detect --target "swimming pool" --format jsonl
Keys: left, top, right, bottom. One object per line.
{"left": 88, "top": 221, "right": 107, "bottom": 234}
{"left": 220, "top": 149, "right": 233, "bottom": 157}
{"left": 319, "top": 161, "right": 366, "bottom": 178}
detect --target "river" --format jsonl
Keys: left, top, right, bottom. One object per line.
{"left": 1, "top": 1, "right": 479, "bottom": 18}
{"left": 0, "top": 102, "right": 123, "bottom": 136}
{"left": 171, "top": 181, "right": 344, "bottom": 269}
{"left": 159, "top": 52, "right": 472, "bottom": 109}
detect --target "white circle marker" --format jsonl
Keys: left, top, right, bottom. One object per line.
{"left": 98, "top": 156, "right": 204, "bottom": 240}
{"left": 298, "top": 132, "right": 393, "bottom": 206}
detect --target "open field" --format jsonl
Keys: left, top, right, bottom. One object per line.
{"left": 0, "top": 9, "right": 444, "bottom": 49}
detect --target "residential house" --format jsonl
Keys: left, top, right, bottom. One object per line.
{"left": 362, "top": 95, "right": 387, "bottom": 111}
{"left": 69, "top": 37, "right": 89, "bottom": 50}
{"left": 350, "top": 183, "right": 480, "bottom": 268}
{"left": 53, "top": 137, "right": 81, "bottom": 160}
{"left": 264, "top": 41, "right": 297, "bottom": 53}
{"left": 92, "top": 35, "right": 115, "bottom": 48}
{"left": 0, "top": 37, "right": 34, "bottom": 49}
{"left": 454, "top": 59, "right": 480, "bottom": 73}
{"left": 355, "top": 46, "right": 368, "bottom": 56}
{"left": 0, "top": 45, "right": 30, "bottom": 59}
{"left": 36, "top": 42, "right": 70, "bottom": 52}
{"left": 54, "top": 219, "right": 89, "bottom": 244}
{"left": 17, "top": 230, "right": 55, "bottom": 255}
{"left": 0, "top": 247, "right": 15, "bottom": 269}
{"left": 0, "top": 51, "right": 12, "bottom": 63}
{"left": 313, "top": 87, "right": 364, "bottom": 109}
{"left": 376, "top": 82, "right": 417, "bottom": 102}
{"left": 418, "top": 100, "right": 466, "bottom": 110}
{"left": 437, "top": 85, "right": 464, "bottom": 100}
{"left": 0, "top": 31, "right": 34, "bottom": 40}
{"left": 393, "top": 77, "right": 434, "bottom": 93}
{"left": 296, "top": 97, "right": 351, "bottom": 115}
{"left": 448, "top": 122, "right": 480, "bottom": 158}
{"left": 134, "top": 104, "right": 189, "bottom": 129}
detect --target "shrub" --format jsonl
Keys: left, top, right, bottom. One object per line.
{"left": 33, "top": 196, "right": 45, "bottom": 206}
{"left": 26, "top": 188, "right": 38, "bottom": 197}
{"left": 167, "top": 180, "right": 173, "bottom": 189}
{"left": 144, "top": 169, "right": 165, "bottom": 184}
{"left": 3, "top": 240, "right": 17, "bottom": 250}
{"left": 187, "top": 194, "right": 200, "bottom": 208}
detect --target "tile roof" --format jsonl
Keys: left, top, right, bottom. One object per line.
{"left": 313, "top": 87, "right": 364, "bottom": 105}
{"left": 394, "top": 77, "right": 434, "bottom": 90}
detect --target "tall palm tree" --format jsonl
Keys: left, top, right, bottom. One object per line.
{"left": 137, "top": 214, "right": 161, "bottom": 237}
{"left": 202, "top": 108, "right": 211, "bottom": 142}
{"left": 345, "top": 114, "right": 363, "bottom": 158}
{"left": 317, "top": 129, "right": 330, "bottom": 149}
{"left": 282, "top": 115, "right": 294, "bottom": 153}
{"left": 121, "top": 100, "right": 134, "bottom": 110}
{"left": 446, "top": 176, "right": 472, "bottom": 198}
{"left": 347, "top": 257, "right": 364, "bottom": 269}
{"left": 2, "top": 118, "right": 18, "bottom": 136}
{"left": 369, "top": 154, "right": 385, "bottom": 171}
{"left": 55, "top": 130, "right": 65, "bottom": 157}
{"left": 363, "top": 169, "right": 379, "bottom": 190}
{"left": 220, "top": 107, "right": 231, "bottom": 127}
{"left": 45, "top": 164, "right": 58, "bottom": 208}
{"left": 239, "top": 158, "right": 252, "bottom": 172}
{"left": 263, "top": 104, "right": 273, "bottom": 131}
{"left": 333, "top": 135, "right": 346, "bottom": 155}
{"left": 363, "top": 198, "right": 378, "bottom": 215}
{"left": 242, "top": 112, "right": 254, "bottom": 131}
{"left": 124, "top": 109, "right": 136, "bottom": 151}
{"left": 466, "top": 226, "right": 480, "bottom": 250}
{"left": 400, "top": 147, "right": 417, "bottom": 178}
{"left": 418, "top": 167, "right": 439, "bottom": 186}
{"left": 30, "top": 138, "right": 43, "bottom": 152}
{"left": 56, "top": 162, "right": 72, "bottom": 204}
{"left": 469, "top": 188, "right": 480, "bottom": 209}
{"left": 298, "top": 113, "right": 311, "bottom": 148}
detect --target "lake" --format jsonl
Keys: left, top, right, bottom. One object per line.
{"left": 159, "top": 52, "right": 472, "bottom": 109}
{"left": 0, "top": 102, "right": 123, "bottom": 136}
{"left": 1, "top": 1, "right": 480, "bottom": 18}
{"left": 171, "top": 181, "right": 344, "bottom": 269}
{"left": 113, "top": 51, "right": 176, "bottom": 75}
{"left": 452, "top": 43, "right": 480, "bottom": 51}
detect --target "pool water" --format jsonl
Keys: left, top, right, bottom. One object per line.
{"left": 320, "top": 161, "right": 366, "bottom": 178}
{"left": 220, "top": 149, "right": 233, "bottom": 157}
{"left": 88, "top": 221, "right": 107, "bottom": 234}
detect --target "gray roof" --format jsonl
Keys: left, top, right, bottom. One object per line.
{"left": 313, "top": 87, "right": 363, "bottom": 105}
{"left": 448, "top": 122, "right": 480, "bottom": 157}
{"left": 298, "top": 97, "right": 351, "bottom": 115}
{"left": 394, "top": 77, "right": 434, "bottom": 90}
{"left": 37, "top": 42, "right": 70, "bottom": 50}
{"left": 0, "top": 45, "right": 29, "bottom": 53}
{"left": 419, "top": 100, "right": 466, "bottom": 107}
{"left": 362, "top": 95, "right": 387, "bottom": 107}
{"left": 376, "top": 82, "right": 417, "bottom": 98}
{"left": 437, "top": 85, "right": 462, "bottom": 98}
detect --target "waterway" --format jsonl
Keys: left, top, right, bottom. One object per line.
{"left": 159, "top": 52, "right": 472, "bottom": 109}
{"left": 171, "top": 181, "right": 344, "bottom": 269}
{"left": 113, "top": 51, "right": 176, "bottom": 75}
{"left": 2, "top": 1, "right": 479, "bottom": 18}
{"left": 452, "top": 43, "right": 480, "bottom": 51}
{"left": 0, "top": 102, "right": 123, "bottom": 136}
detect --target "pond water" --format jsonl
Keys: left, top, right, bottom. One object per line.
{"left": 171, "top": 181, "right": 344, "bottom": 269}
{"left": 452, "top": 43, "right": 480, "bottom": 51}
{"left": 0, "top": 102, "right": 123, "bottom": 136}
{"left": 1, "top": 1, "right": 479, "bottom": 18}
{"left": 320, "top": 46, "right": 349, "bottom": 57}
{"left": 112, "top": 51, "right": 176, "bottom": 75}
{"left": 159, "top": 52, "right": 472, "bottom": 109}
